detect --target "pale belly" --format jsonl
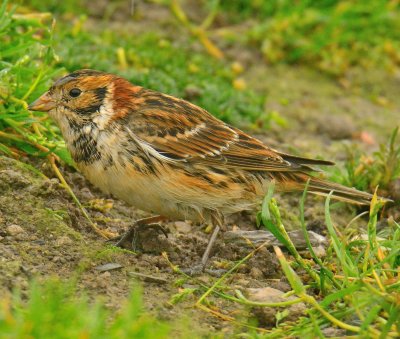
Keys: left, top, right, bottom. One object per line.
{"left": 77, "top": 160, "right": 195, "bottom": 220}
{"left": 77, "top": 159, "right": 266, "bottom": 223}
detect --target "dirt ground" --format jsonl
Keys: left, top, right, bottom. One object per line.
{"left": 1, "top": 3, "right": 400, "bottom": 335}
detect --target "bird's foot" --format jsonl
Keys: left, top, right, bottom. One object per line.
{"left": 181, "top": 263, "right": 227, "bottom": 277}
{"left": 110, "top": 221, "right": 168, "bottom": 251}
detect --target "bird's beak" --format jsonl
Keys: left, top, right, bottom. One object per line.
{"left": 28, "top": 92, "right": 56, "bottom": 112}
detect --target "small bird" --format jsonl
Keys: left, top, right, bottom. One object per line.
{"left": 29, "top": 69, "right": 377, "bottom": 267}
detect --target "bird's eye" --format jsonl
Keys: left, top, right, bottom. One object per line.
{"left": 69, "top": 88, "right": 82, "bottom": 97}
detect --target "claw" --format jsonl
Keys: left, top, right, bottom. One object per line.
{"left": 181, "top": 264, "right": 227, "bottom": 277}
{"left": 110, "top": 218, "right": 168, "bottom": 251}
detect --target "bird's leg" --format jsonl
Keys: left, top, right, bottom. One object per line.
{"left": 111, "top": 215, "right": 168, "bottom": 251}
{"left": 183, "top": 213, "right": 227, "bottom": 276}
{"left": 200, "top": 225, "right": 221, "bottom": 267}
{"left": 182, "top": 224, "right": 226, "bottom": 277}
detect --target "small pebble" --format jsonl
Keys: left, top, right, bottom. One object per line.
{"left": 7, "top": 224, "right": 25, "bottom": 236}
{"left": 236, "top": 279, "right": 250, "bottom": 287}
{"left": 247, "top": 287, "right": 306, "bottom": 327}
{"left": 317, "top": 115, "right": 356, "bottom": 140}
{"left": 246, "top": 287, "right": 284, "bottom": 302}
{"left": 52, "top": 256, "right": 61, "bottom": 263}
{"left": 55, "top": 235, "right": 73, "bottom": 247}
{"left": 80, "top": 187, "right": 94, "bottom": 200}
{"left": 313, "top": 245, "right": 326, "bottom": 258}
{"left": 129, "top": 271, "right": 168, "bottom": 284}
{"left": 95, "top": 263, "right": 123, "bottom": 272}
{"left": 174, "top": 221, "right": 192, "bottom": 233}
{"left": 322, "top": 327, "right": 346, "bottom": 337}
{"left": 249, "top": 267, "right": 264, "bottom": 279}
{"left": 100, "top": 271, "right": 111, "bottom": 278}
{"left": 32, "top": 239, "right": 46, "bottom": 246}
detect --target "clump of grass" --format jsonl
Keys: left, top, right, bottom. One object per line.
{"left": 178, "top": 184, "right": 399, "bottom": 336}
{"left": 0, "top": 279, "right": 172, "bottom": 338}
{"left": 205, "top": 0, "right": 400, "bottom": 75}
{"left": 330, "top": 127, "right": 400, "bottom": 196}
{"left": 0, "top": 1, "right": 70, "bottom": 163}
{"left": 19, "top": 0, "right": 83, "bottom": 15}
{"left": 256, "top": 186, "right": 399, "bottom": 337}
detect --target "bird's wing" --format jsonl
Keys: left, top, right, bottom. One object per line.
{"left": 126, "top": 89, "right": 333, "bottom": 172}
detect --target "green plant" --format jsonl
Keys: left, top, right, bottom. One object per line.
{"left": 19, "top": 0, "right": 84, "bottom": 15}
{"left": 256, "top": 189, "right": 400, "bottom": 337}
{"left": 209, "top": 0, "right": 400, "bottom": 75}
{"left": 330, "top": 127, "right": 400, "bottom": 195}
{"left": 0, "top": 1, "right": 69, "bottom": 162}
{"left": 171, "top": 184, "right": 399, "bottom": 336}
{"left": 0, "top": 279, "right": 172, "bottom": 338}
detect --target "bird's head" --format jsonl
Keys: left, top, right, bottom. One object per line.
{"left": 29, "top": 69, "right": 144, "bottom": 164}
{"left": 29, "top": 69, "right": 114, "bottom": 126}
{"left": 29, "top": 69, "right": 142, "bottom": 139}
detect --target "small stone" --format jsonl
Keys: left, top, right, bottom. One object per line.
{"left": 32, "top": 239, "right": 46, "bottom": 246}
{"left": 52, "top": 256, "right": 61, "bottom": 263}
{"left": 317, "top": 115, "right": 356, "bottom": 140}
{"left": 322, "top": 327, "right": 347, "bottom": 337}
{"left": 247, "top": 287, "right": 306, "bottom": 327}
{"left": 7, "top": 224, "right": 25, "bottom": 236}
{"left": 100, "top": 271, "right": 111, "bottom": 278}
{"left": 246, "top": 287, "right": 284, "bottom": 303}
{"left": 55, "top": 236, "right": 73, "bottom": 247}
{"left": 313, "top": 245, "right": 326, "bottom": 258}
{"left": 300, "top": 244, "right": 326, "bottom": 259}
{"left": 15, "top": 233, "right": 28, "bottom": 241}
{"left": 95, "top": 263, "right": 123, "bottom": 272}
{"left": 0, "top": 169, "right": 30, "bottom": 190}
{"left": 129, "top": 271, "right": 168, "bottom": 284}
{"left": 174, "top": 221, "right": 192, "bottom": 234}
{"left": 196, "top": 275, "right": 212, "bottom": 285}
{"left": 80, "top": 187, "right": 94, "bottom": 200}
{"left": 249, "top": 267, "right": 264, "bottom": 279}
{"left": 236, "top": 279, "right": 250, "bottom": 287}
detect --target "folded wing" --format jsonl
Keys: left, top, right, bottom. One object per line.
{"left": 128, "top": 89, "right": 333, "bottom": 172}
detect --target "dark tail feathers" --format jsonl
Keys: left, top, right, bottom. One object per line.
{"left": 306, "top": 177, "right": 393, "bottom": 205}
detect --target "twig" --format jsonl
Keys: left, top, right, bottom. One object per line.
{"left": 129, "top": 271, "right": 168, "bottom": 284}
{"left": 48, "top": 155, "right": 115, "bottom": 239}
